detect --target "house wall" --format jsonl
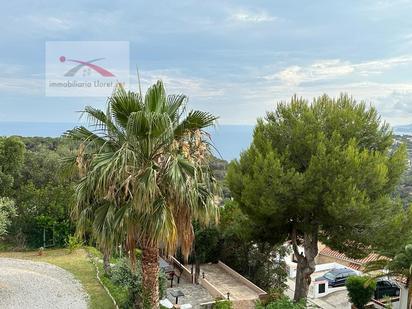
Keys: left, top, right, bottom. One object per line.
{"left": 399, "top": 285, "right": 408, "bottom": 309}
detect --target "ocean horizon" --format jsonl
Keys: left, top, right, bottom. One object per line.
{"left": 0, "top": 122, "right": 254, "bottom": 161}
{"left": 2, "top": 122, "right": 411, "bottom": 160}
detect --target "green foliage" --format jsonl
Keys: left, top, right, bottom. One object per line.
{"left": 227, "top": 94, "right": 408, "bottom": 270}
{"left": 4, "top": 137, "right": 76, "bottom": 249}
{"left": 212, "top": 299, "right": 233, "bottom": 309}
{"left": 158, "top": 268, "right": 167, "bottom": 300}
{"left": 346, "top": 276, "right": 376, "bottom": 309}
{"left": 192, "top": 221, "right": 221, "bottom": 264}
{"left": 256, "top": 296, "right": 306, "bottom": 309}
{"left": 219, "top": 201, "right": 288, "bottom": 292}
{"left": 99, "top": 274, "right": 129, "bottom": 309}
{"left": 393, "top": 135, "right": 412, "bottom": 207}
{"left": 66, "top": 235, "right": 82, "bottom": 253}
{"left": 366, "top": 244, "right": 412, "bottom": 307}
{"left": 106, "top": 258, "right": 140, "bottom": 308}
{"left": 367, "top": 244, "right": 412, "bottom": 281}
{"left": 87, "top": 246, "right": 103, "bottom": 258}
{"left": 0, "top": 136, "right": 25, "bottom": 196}
{"left": 261, "top": 288, "right": 285, "bottom": 304}
{"left": 109, "top": 257, "right": 167, "bottom": 308}
{"left": 0, "top": 198, "right": 16, "bottom": 238}
{"left": 391, "top": 244, "right": 412, "bottom": 276}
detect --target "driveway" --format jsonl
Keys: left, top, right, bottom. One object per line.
{"left": 0, "top": 258, "right": 88, "bottom": 309}
{"left": 286, "top": 276, "right": 351, "bottom": 309}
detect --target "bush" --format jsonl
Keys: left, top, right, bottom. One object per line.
{"left": 110, "top": 258, "right": 167, "bottom": 308}
{"left": 110, "top": 258, "right": 141, "bottom": 308}
{"left": 255, "top": 296, "right": 305, "bottom": 309}
{"left": 65, "top": 235, "right": 82, "bottom": 253}
{"left": 212, "top": 299, "right": 233, "bottom": 309}
{"left": 158, "top": 268, "right": 167, "bottom": 300}
{"left": 0, "top": 198, "right": 16, "bottom": 238}
{"left": 346, "top": 276, "right": 376, "bottom": 309}
{"left": 258, "top": 288, "right": 284, "bottom": 305}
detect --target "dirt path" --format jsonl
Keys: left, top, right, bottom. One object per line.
{"left": 0, "top": 258, "right": 88, "bottom": 309}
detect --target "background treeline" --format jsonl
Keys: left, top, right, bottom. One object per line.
{"left": 2, "top": 137, "right": 76, "bottom": 248}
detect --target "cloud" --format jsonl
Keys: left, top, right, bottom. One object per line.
{"left": 271, "top": 60, "right": 354, "bottom": 86}
{"left": 230, "top": 9, "right": 276, "bottom": 23}
{"left": 0, "top": 77, "right": 43, "bottom": 95}
{"left": 374, "top": 91, "right": 412, "bottom": 116}
{"left": 269, "top": 55, "right": 412, "bottom": 86}
{"left": 132, "top": 70, "right": 225, "bottom": 99}
{"left": 17, "top": 15, "right": 71, "bottom": 31}
{"left": 367, "top": 0, "right": 412, "bottom": 10}
{"left": 0, "top": 63, "right": 25, "bottom": 76}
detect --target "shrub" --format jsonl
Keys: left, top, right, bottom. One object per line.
{"left": 259, "top": 287, "right": 284, "bottom": 305}
{"left": 346, "top": 276, "right": 376, "bottom": 309}
{"left": 110, "top": 258, "right": 167, "bottom": 308}
{"left": 0, "top": 198, "right": 16, "bottom": 238}
{"left": 255, "top": 296, "right": 305, "bottom": 309}
{"left": 65, "top": 235, "right": 82, "bottom": 253}
{"left": 213, "top": 299, "right": 233, "bottom": 309}
{"left": 158, "top": 268, "right": 167, "bottom": 299}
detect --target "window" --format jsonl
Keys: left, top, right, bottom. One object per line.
{"left": 324, "top": 273, "right": 335, "bottom": 280}
{"left": 383, "top": 281, "right": 391, "bottom": 287}
{"left": 319, "top": 283, "right": 326, "bottom": 294}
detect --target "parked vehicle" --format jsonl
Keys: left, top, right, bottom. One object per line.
{"left": 315, "top": 268, "right": 357, "bottom": 287}
{"left": 374, "top": 279, "right": 400, "bottom": 299}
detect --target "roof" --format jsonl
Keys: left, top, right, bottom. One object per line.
{"left": 319, "top": 247, "right": 407, "bottom": 286}
{"left": 328, "top": 268, "right": 356, "bottom": 275}
{"left": 348, "top": 262, "right": 362, "bottom": 270}
{"left": 319, "top": 247, "right": 381, "bottom": 267}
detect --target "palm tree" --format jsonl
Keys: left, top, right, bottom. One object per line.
{"left": 366, "top": 245, "right": 412, "bottom": 308}
{"left": 65, "top": 81, "right": 219, "bottom": 307}
{"left": 74, "top": 200, "right": 117, "bottom": 275}
{"left": 66, "top": 144, "right": 117, "bottom": 276}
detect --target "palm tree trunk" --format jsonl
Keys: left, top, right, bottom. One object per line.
{"left": 103, "top": 248, "right": 111, "bottom": 275}
{"left": 140, "top": 245, "right": 159, "bottom": 308}
{"left": 195, "top": 259, "right": 201, "bottom": 284}
{"left": 407, "top": 280, "right": 412, "bottom": 309}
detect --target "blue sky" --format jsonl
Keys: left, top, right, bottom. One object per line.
{"left": 2, "top": 0, "right": 412, "bottom": 126}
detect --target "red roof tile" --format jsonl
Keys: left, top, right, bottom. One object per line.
{"left": 319, "top": 247, "right": 381, "bottom": 266}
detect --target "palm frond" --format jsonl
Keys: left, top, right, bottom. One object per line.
{"left": 175, "top": 110, "right": 218, "bottom": 137}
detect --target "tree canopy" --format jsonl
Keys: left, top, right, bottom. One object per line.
{"left": 0, "top": 136, "right": 25, "bottom": 196}
{"left": 0, "top": 197, "right": 16, "bottom": 238}
{"left": 227, "top": 94, "right": 408, "bottom": 300}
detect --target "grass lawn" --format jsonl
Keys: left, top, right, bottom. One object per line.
{"left": 0, "top": 248, "right": 115, "bottom": 309}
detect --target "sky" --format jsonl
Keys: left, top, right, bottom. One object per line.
{"left": 1, "top": 0, "right": 412, "bottom": 128}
